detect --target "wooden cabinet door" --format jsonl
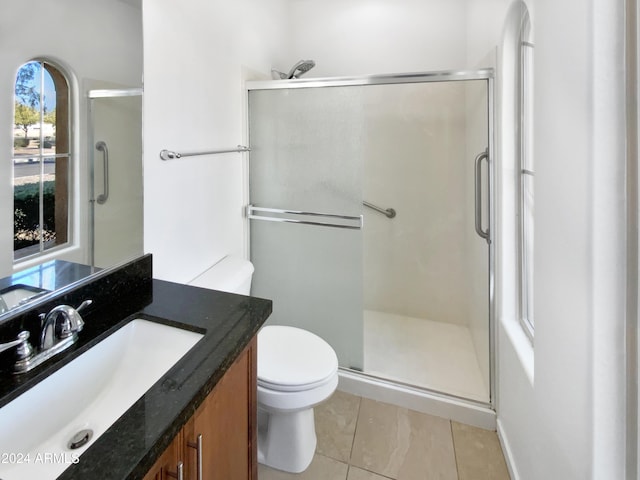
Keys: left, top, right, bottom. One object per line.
{"left": 142, "top": 429, "right": 184, "bottom": 480}
{"left": 185, "top": 339, "right": 257, "bottom": 480}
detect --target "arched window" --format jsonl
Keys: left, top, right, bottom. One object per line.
{"left": 13, "top": 60, "right": 70, "bottom": 260}
{"left": 518, "top": 10, "right": 535, "bottom": 336}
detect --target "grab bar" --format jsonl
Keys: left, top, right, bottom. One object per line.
{"left": 160, "top": 145, "right": 250, "bottom": 160}
{"left": 95, "top": 141, "right": 109, "bottom": 205}
{"left": 474, "top": 148, "right": 490, "bottom": 243}
{"left": 247, "top": 205, "right": 363, "bottom": 230}
{"left": 363, "top": 201, "right": 396, "bottom": 218}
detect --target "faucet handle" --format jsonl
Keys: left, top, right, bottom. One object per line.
{"left": 76, "top": 299, "right": 93, "bottom": 313}
{"left": 55, "top": 305, "right": 87, "bottom": 340}
{"left": 0, "top": 331, "right": 34, "bottom": 360}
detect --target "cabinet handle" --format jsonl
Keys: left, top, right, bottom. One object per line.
{"left": 166, "top": 461, "right": 184, "bottom": 480}
{"left": 187, "top": 434, "right": 203, "bottom": 480}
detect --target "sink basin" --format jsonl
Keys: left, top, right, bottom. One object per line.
{"left": 0, "top": 285, "right": 49, "bottom": 312}
{"left": 0, "top": 319, "right": 203, "bottom": 480}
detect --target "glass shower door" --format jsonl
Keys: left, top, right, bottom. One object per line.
{"left": 360, "top": 79, "right": 491, "bottom": 403}
{"left": 248, "top": 86, "right": 365, "bottom": 370}
{"left": 248, "top": 73, "right": 493, "bottom": 405}
{"left": 89, "top": 89, "right": 143, "bottom": 269}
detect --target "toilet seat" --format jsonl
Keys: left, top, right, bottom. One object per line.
{"left": 258, "top": 325, "right": 338, "bottom": 392}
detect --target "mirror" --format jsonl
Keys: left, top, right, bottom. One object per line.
{"left": 0, "top": 0, "right": 143, "bottom": 319}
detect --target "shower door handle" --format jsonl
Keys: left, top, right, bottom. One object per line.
{"left": 95, "top": 141, "right": 109, "bottom": 205}
{"left": 474, "top": 149, "right": 490, "bottom": 243}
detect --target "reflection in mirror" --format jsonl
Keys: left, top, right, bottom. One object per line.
{"left": 89, "top": 89, "right": 144, "bottom": 268}
{"left": 1, "top": 0, "right": 143, "bottom": 320}
{"left": 13, "top": 61, "right": 71, "bottom": 261}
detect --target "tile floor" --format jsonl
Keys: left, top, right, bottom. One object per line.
{"left": 363, "top": 310, "right": 489, "bottom": 402}
{"left": 258, "top": 391, "right": 511, "bottom": 480}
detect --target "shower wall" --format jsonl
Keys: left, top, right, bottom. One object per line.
{"left": 362, "top": 80, "right": 491, "bottom": 395}
{"left": 363, "top": 83, "right": 471, "bottom": 326}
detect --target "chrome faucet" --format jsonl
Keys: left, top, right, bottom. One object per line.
{"left": 0, "top": 299, "right": 92, "bottom": 374}
{"left": 39, "top": 300, "right": 91, "bottom": 350}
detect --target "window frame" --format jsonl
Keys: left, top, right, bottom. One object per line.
{"left": 518, "top": 11, "right": 535, "bottom": 340}
{"left": 12, "top": 59, "right": 73, "bottom": 263}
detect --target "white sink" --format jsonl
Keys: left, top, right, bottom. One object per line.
{"left": 0, "top": 286, "right": 48, "bottom": 311}
{"left": 0, "top": 319, "right": 203, "bottom": 480}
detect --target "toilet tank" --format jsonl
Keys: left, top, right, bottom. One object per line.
{"left": 188, "top": 256, "right": 254, "bottom": 295}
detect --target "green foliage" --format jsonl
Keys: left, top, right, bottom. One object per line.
{"left": 44, "top": 111, "right": 55, "bottom": 125}
{"left": 14, "top": 101, "right": 39, "bottom": 138}
{"left": 15, "top": 62, "right": 40, "bottom": 109}
{"left": 13, "top": 181, "right": 56, "bottom": 250}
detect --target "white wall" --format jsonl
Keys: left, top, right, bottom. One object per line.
{"left": 0, "top": 0, "right": 142, "bottom": 278}
{"left": 494, "top": 0, "right": 629, "bottom": 478}
{"left": 287, "top": 0, "right": 469, "bottom": 77}
{"left": 142, "top": 0, "right": 289, "bottom": 283}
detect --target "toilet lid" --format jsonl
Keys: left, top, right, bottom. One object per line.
{"left": 258, "top": 325, "right": 338, "bottom": 392}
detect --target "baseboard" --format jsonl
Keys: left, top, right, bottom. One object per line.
{"left": 497, "top": 418, "right": 520, "bottom": 480}
{"left": 338, "top": 369, "right": 496, "bottom": 430}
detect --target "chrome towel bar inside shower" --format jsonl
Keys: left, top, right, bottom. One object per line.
{"left": 160, "top": 145, "right": 250, "bottom": 160}
{"left": 363, "top": 201, "right": 396, "bottom": 218}
{"left": 247, "top": 205, "right": 363, "bottom": 230}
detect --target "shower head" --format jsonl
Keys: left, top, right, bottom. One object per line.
{"left": 271, "top": 59, "right": 316, "bottom": 80}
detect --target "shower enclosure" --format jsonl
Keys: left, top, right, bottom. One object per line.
{"left": 88, "top": 87, "right": 143, "bottom": 269}
{"left": 247, "top": 70, "right": 494, "bottom": 406}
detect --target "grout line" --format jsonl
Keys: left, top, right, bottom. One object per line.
{"left": 348, "top": 394, "right": 363, "bottom": 463}
{"left": 353, "top": 465, "right": 396, "bottom": 480}
{"left": 450, "top": 420, "right": 461, "bottom": 480}
{"left": 348, "top": 395, "right": 397, "bottom": 480}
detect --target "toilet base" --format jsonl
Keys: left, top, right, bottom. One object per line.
{"left": 257, "top": 406, "right": 317, "bottom": 473}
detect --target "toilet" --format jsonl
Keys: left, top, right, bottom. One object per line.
{"left": 189, "top": 255, "right": 339, "bottom": 473}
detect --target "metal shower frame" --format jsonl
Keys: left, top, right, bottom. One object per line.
{"left": 246, "top": 68, "right": 496, "bottom": 410}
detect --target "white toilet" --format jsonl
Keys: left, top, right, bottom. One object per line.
{"left": 189, "top": 255, "right": 339, "bottom": 473}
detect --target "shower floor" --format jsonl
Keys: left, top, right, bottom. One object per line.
{"left": 363, "top": 310, "right": 489, "bottom": 403}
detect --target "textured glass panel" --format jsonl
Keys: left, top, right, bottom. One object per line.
{"left": 91, "top": 94, "right": 143, "bottom": 268}
{"left": 249, "top": 78, "right": 491, "bottom": 403}
{"left": 249, "top": 87, "right": 364, "bottom": 370}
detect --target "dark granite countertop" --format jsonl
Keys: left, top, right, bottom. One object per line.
{"left": 0, "top": 260, "right": 97, "bottom": 315}
{"left": 0, "top": 255, "right": 272, "bottom": 480}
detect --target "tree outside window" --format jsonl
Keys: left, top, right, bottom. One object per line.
{"left": 13, "top": 60, "right": 70, "bottom": 260}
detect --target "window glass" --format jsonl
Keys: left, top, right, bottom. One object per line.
{"left": 13, "top": 61, "right": 70, "bottom": 260}
{"left": 519, "top": 11, "right": 535, "bottom": 336}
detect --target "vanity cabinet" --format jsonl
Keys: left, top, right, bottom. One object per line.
{"left": 143, "top": 337, "right": 257, "bottom": 480}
